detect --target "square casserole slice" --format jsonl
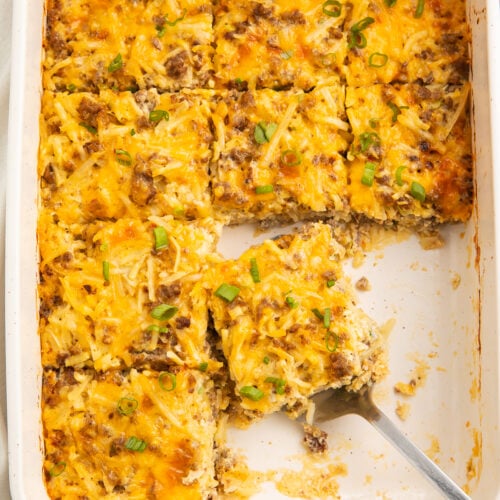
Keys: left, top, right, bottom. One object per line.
{"left": 38, "top": 215, "right": 222, "bottom": 372}
{"left": 211, "top": 86, "right": 350, "bottom": 224}
{"left": 344, "top": 0, "right": 469, "bottom": 86}
{"left": 44, "top": 0, "right": 214, "bottom": 92}
{"left": 39, "top": 89, "right": 215, "bottom": 223}
{"left": 42, "top": 367, "right": 219, "bottom": 499}
{"left": 346, "top": 83, "right": 473, "bottom": 225}
{"left": 213, "top": 0, "right": 346, "bottom": 90}
{"left": 205, "top": 222, "right": 386, "bottom": 421}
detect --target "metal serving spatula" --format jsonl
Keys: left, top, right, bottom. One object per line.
{"left": 308, "top": 386, "right": 471, "bottom": 500}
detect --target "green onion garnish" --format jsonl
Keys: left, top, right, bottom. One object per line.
{"left": 239, "top": 385, "right": 265, "bottom": 401}
{"left": 117, "top": 397, "right": 138, "bottom": 416}
{"left": 368, "top": 52, "right": 389, "bottom": 68}
{"left": 327, "top": 279, "right": 336, "bottom": 287}
{"left": 250, "top": 257, "right": 261, "bottom": 283}
{"left": 323, "top": 307, "right": 331, "bottom": 329}
{"left": 130, "top": 128, "right": 136, "bottom": 136}
{"left": 312, "top": 308, "right": 324, "bottom": 321}
{"left": 285, "top": 295, "right": 299, "bottom": 308}
{"left": 153, "top": 226, "right": 169, "bottom": 250}
{"left": 49, "top": 461, "right": 66, "bottom": 477}
{"left": 79, "top": 122, "right": 97, "bottom": 135}
{"left": 369, "top": 118, "right": 379, "bottom": 129}
{"left": 395, "top": 165, "right": 407, "bottom": 186}
{"left": 108, "top": 53, "right": 123, "bottom": 73}
{"left": 146, "top": 324, "right": 169, "bottom": 333}
{"left": 281, "top": 50, "right": 293, "bottom": 60}
{"left": 352, "top": 16, "right": 375, "bottom": 31}
{"left": 414, "top": 0, "right": 425, "bottom": 18}
{"left": 265, "top": 377, "right": 286, "bottom": 395}
{"left": 102, "top": 261, "right": 110, "bottom": 282}
{"left": 255, "top": 184, "right": 274, "bottom": 195}
{"left": 67, "top": 83, "right": 76, "bottom": 92}
{"left": 215, "top": 283, "right": 240, "bottom": 302}
{"left": 385, "top": 0, "right": 397, "bottom": 6}
{"left": 199, "top": 362, "right": 208, "bottom": 372}
{"left": 280, "top": 149, "right": 302, "bottom": 167}
{"left": 158, "top": 371, "right": 177, "bottom": 391}
{"left": 263, "top": 356, "right": 270, "bottom": 364}
{"left": 150, "top": 304, "right": 178, "bottom": 321}
{"left": 254, "top": 122, "right": 278, "bottom": 144}
{"left": 359, "top": 132, "right": 380, "bottom": 153}
{"left": 322, "top": 0, "right": 342, "bottom": 17}
{"left": 348, "top": 30, "right": 367, "bottom": 49}
{"left": 387, "top": 102, "right": 403, "bottom": 122}
{"left": 325, "top": 331, "right": 339, "bottom": 352}
{"left": 149, "top": 109, "right": 170, "bottom": 123}
{"left": 125, "top": 436, "right": 147, "bottom": 452}
{"left": 115, "top": 149, "right": 132, "bottom": 166}
{"left": 155, "top": 25, "right": 166, "bottom": 37}
{"left": 164, "top": 8, "right": 187, "bottom": 26}
{"left": 410, "top": 181, "right": 426, "bottom": 202}
{"left": 361, "top": 162, "right": 377, "bottom": 187}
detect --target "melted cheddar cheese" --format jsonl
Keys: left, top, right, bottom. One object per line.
{"left": 38, "top": 215, "right": 223, "bottom": 372}
{"left": 205, "top": 223, "right": 386, "bottom": 421}
{"left": 43, "top": 368, "right": 220, "bottom": 499}
{"left": 44, "top": 0, "right": 215, "bottom": 92}
{"left": 211, "top": 86, "right": 350, "bottom": 223}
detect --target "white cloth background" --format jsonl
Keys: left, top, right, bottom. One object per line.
{"left": 0, "top": 0, "right": 12, "bottom": 497}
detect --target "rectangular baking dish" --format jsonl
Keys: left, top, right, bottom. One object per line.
{"left": 5, "top": 0, "right": 500, "bottom": 498}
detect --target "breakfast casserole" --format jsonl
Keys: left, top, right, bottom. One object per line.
{"left": 205, "top": 223, "right": 386, "bottom": 422}
{"left": 37, "top": 0, "right": 473, "bottom": 496}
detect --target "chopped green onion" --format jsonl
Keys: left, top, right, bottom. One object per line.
{"left": 117, "top": 397, "right": 138, "bottom": 416}
{"left": 149, "top": 109, "right": 170, "bottom": 123}
{"left": 410, "top": 181, "right": 426, "bottom": 202}
{"left": 164, "top": 8, "right": 187, "bottom": 26}
{"left": 250, "top": 258, "right": 261, "bottom": 283}
{"left": 368, "top": 52, "right": 389, "bottom": 68}
{"left": 174, "top": 206, "right": 185, "bottom": 216}
{"left": 325, "top": 331, "right": 339, "bottom": 352}
{"left": 102, "top": 261, "right": 110, "bottom": 282}
{"left": 322, "top": 0, "right": 342, "bottom": 17}
{"left": 254, "top": 122, "right": 278, "bottom": 144}
{"left": 352, "top": 16, "right": 375, "bottom": 31}
{"left": 158, "top": 371, "right": 176, "bottom": 391}
{"left": 115, "top": 149, "right": 132, "bottom": 166}
{"left": 67, "top": 83, "right": 76, "bottom": 92}
{"left": 280, "top": 149, "right": 302, "bottom": 167}
{"left": 125, "top": 436, "right": 147, "bottom": 452}
{"left": 263, "top": 356, "right": 270, "bottom": 364}
{"left": 361, "top": 162, "right": 377, "bottom": 187}
{"left": 327, "top": 279, "right": 336, "bottom": 288}
{"left": 198, "top": 362, "right": 208, "bottom": 372}
{"left": 265, "top": 377, "right": 286, "bottom": 395}
{"left": 255, "top": 184, "right": 274, "bottom": 195}
{"left": 130, "top": 128, "right": 136, "bottom": 136}
{"left": 323, "top": 307, "right": 331, "bottom": 329}
{"left": 108, "top": 53, "right": 123, "bottom": 73}
{"left": 359, "top": 132, "right": 380, "bottom": 152}
{"left": 79, "top": 122, "right": 97, "bottom": 135}
{"left": 285, "top": 295, "right": 299, "bottom": 309}
{"left": 155, "top": 25, "right": 166, "bottom": 37}
{"left": 49, "top": 461, "right": 66, "bottom": 477}
{"left": 348, "top": 30, "right": 367, "bottom": 49}
{"left": 395, "top": 165, "right": 407, "bottom": 186}
{"left": 387, "top": 102, "right": 403, "bottom": 122}
{"left": 215, "top": 283, "right": 240, "bottom": 302}
{"left": 235, "top": 77, "right": 243, "bottom": 84}
{"left": 414, "top": 0, "right": 425, "bottom": 18}
{"left": 239, "top": 385, "right": 265, "bottom": 401}
{"left": 385, "top": 0, "right": 397, "bottom": 6}
{"left": 150, "top": 304, "right": 178, "bottom": 321}
{"left": 369, "top": 118, "right": 379, "bottom": 129}
{"left": 153, "top": 226, "right": 169, "bottom": 250}
{"left": 146, "top": 324, "right": 169, "bottom": 333}
{"left": 312, "top": 308, "right": 324, "bottom": 320}
{"left": 281, "top": 50, "right": 293, "bottom": 60}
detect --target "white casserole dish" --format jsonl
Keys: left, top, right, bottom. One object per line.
{"left": 4, "top": 0, "right": 500, "bottom": 498}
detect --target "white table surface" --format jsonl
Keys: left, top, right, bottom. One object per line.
{"left": 1, "top": 0, "right": 12, "bottom": 497}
